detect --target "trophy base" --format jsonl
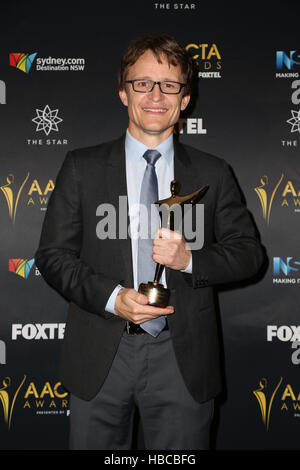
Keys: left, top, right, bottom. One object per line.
{"left": 138, "top": 281, "right": 170, "bottom": 308}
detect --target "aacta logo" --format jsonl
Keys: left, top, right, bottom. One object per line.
{"left": 0, "top": 172, "right": 55, "bottom": 224}
{"left": 9, "top": 52, "right": 37, "bottom": 74}
{"left": 254, "top": 174, "right": 300, "bottom": 224}
{"left": 185, "top": 43, "right": 221, "bottom": 78}
{"left": 254, "top": 174, "right": 284, "bottom": 225}
{"left": 253, "top": 377, "right": 300, "bottom": 430}
{"left": 253, "top": 377, "right": 283, "bottom": 430}
{"left": 0, "top": 376, "right": 26, "bottom": 429}
{"left": 0, "top": 375, "right": 69, "bottom": 430}
{"left": 185, "top": 43, "right": 221, "bottom": 62}
{"left": 0, "top": 172, "right": 30, "bottom": 224}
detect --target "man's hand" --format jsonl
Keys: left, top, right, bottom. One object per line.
{"left": 152, "top": 228, "right": 191, "bottom": 270}
{"left": 114, "top": 288, "right": 174, "bottom": 324}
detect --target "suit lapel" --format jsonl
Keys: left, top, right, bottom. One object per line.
{"left": 165, "top": 137, "right": 192, "bottom": 286}
{"left": 106, "top": 135, "right": 134, "bottom": 288}
{"left": 173, "top": 137, "right": 192, "bottom": 194}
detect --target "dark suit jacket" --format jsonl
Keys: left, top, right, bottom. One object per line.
{"left": 35, "top": 134, "right": 264, "bottom": 403}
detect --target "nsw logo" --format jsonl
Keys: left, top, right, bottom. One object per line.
{"left": 9, "top": 52, "right": 37, "bottom": 74}
{"left": 9, "top": 258, "right": 35, "bottom": 279}
{"left": 273, "top": 257, "right": 300, "bottom": 276}
{"left": 272, "top": 257, "right": 300, "bottom": 285}
{"left": 276, "top": 51, "right": 300, "bottom": 70}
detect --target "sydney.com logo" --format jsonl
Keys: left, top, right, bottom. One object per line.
{"left": 9, "top": 52, "right": 85, "bottom": 73}
{"left": 9, "top": 53, "right": 37, "bottom": 73}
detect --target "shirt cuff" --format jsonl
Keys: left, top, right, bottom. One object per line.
{"left": 181, "top": 256, "right": 192, "bottom": 274}
{"left": 105, "top": 284, "right": 124, "bottom": 315}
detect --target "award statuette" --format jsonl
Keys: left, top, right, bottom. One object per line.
{"left": 138, "top": 179, "right": 209, "bottom": 308}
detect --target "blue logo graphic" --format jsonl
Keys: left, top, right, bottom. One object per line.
{"left": 276, "top": 51, "right": 300, "bottom": 70}
{"left": 273, "top": 257, "right": 300, "bottom": 276}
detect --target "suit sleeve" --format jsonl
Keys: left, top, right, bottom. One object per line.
{"left": 35, "top": 151, "right": 122, "bottom": 318}
{"left": 191, "top": 159, "right": 264, "bottom": 288}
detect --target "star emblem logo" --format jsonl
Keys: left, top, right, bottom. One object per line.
{"left": 287, "top": 109, "right": 300, "bottom": 133}
{"left": 32, "top": 105, "right": 63, "bottom": 135}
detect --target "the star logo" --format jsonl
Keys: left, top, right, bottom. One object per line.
{"left": 32, "top": 105, "right": 63, "bottom": 135}
{"left": 287, "top": 109, "right": 300, "bottom": 133}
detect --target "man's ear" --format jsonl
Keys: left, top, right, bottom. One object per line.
{"left": 180, "top": 94, "right": 190, "bottom": 111}
{"left": 119, "top": 88, "right": 128, "bottom": 107}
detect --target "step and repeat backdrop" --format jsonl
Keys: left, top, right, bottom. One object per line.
{"left": 0, "top": 1, "right": 299, "bottom": 450}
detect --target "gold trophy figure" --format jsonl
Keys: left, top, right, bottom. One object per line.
{"left": 138, "top": 179, "right": 209, "bottom": 307}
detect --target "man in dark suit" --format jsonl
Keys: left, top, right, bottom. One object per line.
{"left": 35, "top": 35, "right": 264, "bottom": 450}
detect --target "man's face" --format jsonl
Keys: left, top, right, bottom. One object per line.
{"left": 119, "top": 50, "right": 190, "bottom": 144}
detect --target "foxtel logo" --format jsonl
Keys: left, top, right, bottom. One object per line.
{"left": 12, "top": 323, "right": 65, "bottom": 340}
{"left": 175, "top": 118, "right": 207, "bottom": 135}
{"left": 267, "top": 325, "right": 300, "bottom": 342}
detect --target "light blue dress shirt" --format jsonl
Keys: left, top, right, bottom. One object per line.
{"left": 105, "top": 129, "right": 192, "bottom": 315}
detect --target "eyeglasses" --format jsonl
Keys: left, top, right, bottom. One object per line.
{"left": 125, "top": 79, "right": 186, "bottom": 94}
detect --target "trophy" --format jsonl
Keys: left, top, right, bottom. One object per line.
{"left": 138, "top": 179, "right": 209, "bottom": 307}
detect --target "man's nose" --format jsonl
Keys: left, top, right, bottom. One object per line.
{"left": 149, "top": 82, "right": 164, "bottom": 100}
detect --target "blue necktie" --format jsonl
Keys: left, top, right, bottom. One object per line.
{"left": 138, "top": 149, "right": 166, "bottom": 337}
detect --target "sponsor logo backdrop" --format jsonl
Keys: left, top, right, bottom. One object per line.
{"left": 0, "top": 1, "right": 299, "bottom": 450}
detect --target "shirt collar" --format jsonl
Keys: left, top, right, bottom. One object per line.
{"left": 125, "top": 128, "right": 174, "bottom": 165}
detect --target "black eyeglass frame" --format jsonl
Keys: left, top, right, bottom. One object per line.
{"left": 124, "top": 79, "right": 186, "bottom": 94}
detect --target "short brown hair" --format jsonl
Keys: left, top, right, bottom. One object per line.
{"left": 118, "top": 34, "right": 196, "bottom": 97}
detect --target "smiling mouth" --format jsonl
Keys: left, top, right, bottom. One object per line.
{"left": 142, "top": 107, "right": 168, "bottom": 113}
